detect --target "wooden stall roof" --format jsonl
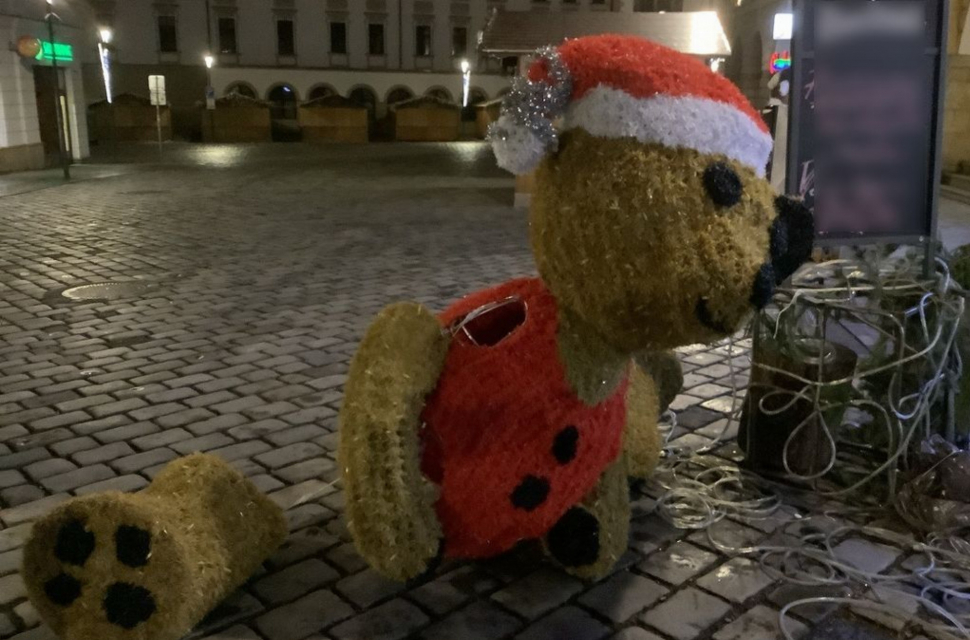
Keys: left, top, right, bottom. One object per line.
{"left": 479, "top": 10, "right": 731, "bottom": 57}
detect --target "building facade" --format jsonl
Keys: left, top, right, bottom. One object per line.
{"left": 79, "top": 0, "right": 724, "bottom": 139}
{"left": 0, "top": 1, "right": 90, "bottom": 172}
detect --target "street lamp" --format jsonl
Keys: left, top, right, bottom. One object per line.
{"left": 45, "top": 0, "right": 70, "bottom": 179}
{"left": 203, "top": 54, "right": 216, "bottom": 111}
{"left": 460, "top": 58, "right": 471, "bottom": 107}
{"left": 98, "top": 27, "right": 113, "bottom": 104}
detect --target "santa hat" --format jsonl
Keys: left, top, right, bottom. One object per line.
{"left": 489, "top": 35, "right": 773, "bottom": 176}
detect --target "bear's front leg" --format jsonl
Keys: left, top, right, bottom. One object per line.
{"left": 339, "top": 302, "right": 449, "bottom": 581}
{"left": 542, "top": 457, "right": 630, "bottom": 579}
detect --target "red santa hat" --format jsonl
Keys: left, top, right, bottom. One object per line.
{"left": 489, "top": 34, "right": 773, "bottom": 177}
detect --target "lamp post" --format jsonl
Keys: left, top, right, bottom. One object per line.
{"left": 98, "top": 27, "right": 113, "bottom": 104}
{"left": 45, "top": 0, "right": 70, "bottom": 179}
{"left": 204, "top": 54, "right": 215, "bottom": 108}
{"left": 460, "top": 58, "right": 471, "bottom": 107}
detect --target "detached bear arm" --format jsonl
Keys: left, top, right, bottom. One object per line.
{"left": 338, "top": 302, "right": 449, "bottom": 581}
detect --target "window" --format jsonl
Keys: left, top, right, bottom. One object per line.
{"left": 452, "top": 26, "right": 467, "bottom": 57}
{"left": 368, "top": 23, "right": 385, "bottom": 55}
{"left": 415, "top": 25, "right": 432, "bottom": 56}
{"left": 277, "top": 19, "right": 295, "bottom": 56}
{"left": 330, "top": 21, "right": 347, "bottom": 54}
{"left": 157, "top": 15, "right": 178, "bottom": 52}
{"left": 218, "top": 17, "right": 237, "bottom": 54}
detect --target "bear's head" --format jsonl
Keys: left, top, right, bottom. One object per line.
{"left": 491, "top": 35, "right": 813, "bottom": 352}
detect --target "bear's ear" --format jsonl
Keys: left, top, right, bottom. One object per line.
{"left": 488, "top": 45, "right": 572, "bottom": 176}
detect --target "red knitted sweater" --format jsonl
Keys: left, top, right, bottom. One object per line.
{"left": 420, "top": 278, "right": 628, "bottom": 558}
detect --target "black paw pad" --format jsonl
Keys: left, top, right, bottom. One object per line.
{"left": 54, "top": 519, "right": 95, "bottom": 567}
{"left": 552, "top": 426, "right": 579, "bottom": 465}
{"left": 104, "top": 582, "right": 156, "bottom": 629}
{"left": 45, "top": 573, "right": 82, "bottom": 607}
{"left": 510, "top": 475, "right": 550, "bottom": 512}
{"left": 115, "top": 525, "right": 151, "bottom": 568}
{"left": 547, "top": 507, "right": 600, "bottom": 567}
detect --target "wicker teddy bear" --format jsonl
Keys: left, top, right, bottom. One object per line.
{"left": 340, "top": 34, "right": 814, "bottom": 581}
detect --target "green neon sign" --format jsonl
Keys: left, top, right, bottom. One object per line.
{"left": 35, "top": 41, "right": 74, "bottom": 63}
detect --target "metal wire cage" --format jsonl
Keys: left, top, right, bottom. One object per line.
{"left": 739, "top": 250, "right": 966, "bottom": 501}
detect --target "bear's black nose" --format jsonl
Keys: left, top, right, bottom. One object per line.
{"left": 771, "top": 196, "right": 815, "bottom": 283}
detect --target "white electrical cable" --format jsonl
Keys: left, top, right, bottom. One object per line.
{"left": 652, "top": 251, "right": 970, "bottom": 639}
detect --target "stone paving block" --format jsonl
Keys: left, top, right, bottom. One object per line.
{"left": 638, "top": 541, "right": 719, "bottom": 586}
{"left": 268, "top": 525, "right": 341, "bottom": 569}
{"left": 286, "top": 504, "right": 334, "bottom": 530}
{"left": 111, "top": 448, "right": 179, "bottom": 474}
{"left": 70, "top": 414, "right": 130, "bottom": 436}
{"left": 156, "top": 407, "right": 217, "bottom": 429}
{"left": 132, "top": 428, "right": 192, "bottom": 450}
{"left": 628, "top": 515, "right": 684, "bottom": 555}
{"left": 767, "top": 583, "right": 849, "bottom": 624}
{"left": 50, "top": 436, "right": 98, "bottom": 457}
{"left": 228, "top": 419, "right": 289, "bottom": 441}
{"left": 0, "top": 470, "right": 25, "bottom": 489}
{"left": 170, "top": 433, "right": 234, "bottom": 454}
{"left": 0, "top": 485, "right": 45, "bottom": 508}
{"left": 196, "top": 624, "right": 260, "bottom": 640}
{"left": 274, "top": 458, "right": 337, "bottom": 485}
{"left": 254, "top": 589, "right": 353, "bottom": 640}
{"left": 41, "top": 465, "right": 115, "bottom": 493}
{"left": 8, "top": 625, "right": 57, "bottom": 640}
{"left": 252, "top": 558, "right": 341, "bottom": 604}
{"left": 72, "top": 442, "right": 134, "bottom": 466}
{"left": 249, "top": 474, "right": 285, "bottom": 494}
{"left": 408, "top": 566, "right": 499, "bottom": 616}
{"left": 265, "top": 425, "right": 328, "bottom": 447}
{"left": 832, "top": 538, "right": 901, "bottom": 575}
{"left": 0, "top": 408, "right": 56, "bottom": 428}
{"left": 0, "top": 572, "right": 25, "bottom": 606}
{"left": 712, "top": 604, "right": 808, "bottom": 640}
{"left": 695, "top": 557, "right": 775, "bottom": 603}
{"left": 579, "top": 571, "right": 668, "bottom": 623}
{"left": 211, "top": 396, "right": 265, "bottom": 415}
{"left": 189, "top": 591, "right": 265, "bottom": 639}
{"left": 336, "top": 569, "right": 405, "bottom": 608}
{"left": 24, "top": 458, "right": 77, "bottom": 481}
{"left": 14, "top": 599, "right": 38, "bottom": 628}
{"left": 210, "top": 441, "right": 272, "bottom": 463}
{"left": 641, "top": 587, "right": 731, "bottom": 640}
{"left": 420, "top": 601, "right": 521, "bottom": 640}
{"left": 92, "top": 421, "right": 158, "bottom": 444}
{"left": 88, "top": 397, "right": 147, "bottom": 419}
{"left": 282, "top": 406, "right": 338, "bottom": 426}
{"left": 516, "top": 606, "right": 610, "bottom": 640}
{"left": 268, "top": 479, "right": 337, "bottom": 510}
{"left": 491, "top": 567, "right": 584, "bottom": 619}
{"left": 75, "top": 474, "right": 148, "bottom": 495}
{"left": 29, "top": 411, "right": 91, "bottom": 431}
{"left": 0, "top": 426, "right": 29, "bottom": 445}
{"left": 255, "top": 443, "right": 325, "bottom": 470}
{"left": 689, "top": 519, "right": 765, "bottom": 556}
{"left": 185, "top": 413, "right": 247, "bottom": 435}
{"left": 331, "top": 598, "right": 430, "bottom": 640}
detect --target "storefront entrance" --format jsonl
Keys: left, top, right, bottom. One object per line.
{"left": 33, "top": 66, "right": 68, "bottom": 167}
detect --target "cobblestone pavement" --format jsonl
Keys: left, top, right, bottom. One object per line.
{"left": 0, "top": 143, "right": 937, "bottom": 640}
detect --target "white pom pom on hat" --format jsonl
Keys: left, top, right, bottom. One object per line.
{"left": 488, "top": 35, "right": 773, "bottom": 177}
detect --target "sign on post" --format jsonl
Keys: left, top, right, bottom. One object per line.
{"left": 148, "top": 75, "right": 166, "bottom": 152}
{"left": 148, "top": 75, "right": 166, "bottom": 106}
{"left": 786, "top": 0, "right": 949, "bottom": 244}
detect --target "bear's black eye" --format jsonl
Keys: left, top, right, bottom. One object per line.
{"left": 703, "top": 162, "right": 743, "bottom": 208}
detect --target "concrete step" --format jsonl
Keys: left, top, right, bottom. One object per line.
{"left": 941, "top": 184, "right": 970, "bottom": 205}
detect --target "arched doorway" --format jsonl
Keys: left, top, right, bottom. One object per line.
{"left": 267, "top": 84, "right": 299, "bottom": 141}
{"left": 307, "top": 84, "right": 336, "bottom": 101}
{"left": 468, "top": 88, "right": 488, "bottom": 106}
{"left": 425, "top": 86, "right": 453, "bottom": 103}
{"left": 386, "top": 86, "right": 414, "bottom": 106}
{"left": 225, "top": 82, "right": 257, "bottom": 99}
{"left": 348, "top": 85, "right": 377, "bottom": 116}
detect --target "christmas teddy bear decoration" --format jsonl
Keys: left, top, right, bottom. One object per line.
{"left": 340, "top": 34, "right": 814, "bottom": 581}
